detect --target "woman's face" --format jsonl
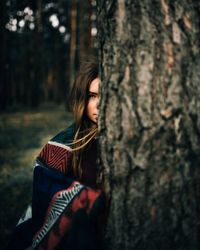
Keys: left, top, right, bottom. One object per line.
{"left": 86, "top": 77, "right": 100, "bottom": 124}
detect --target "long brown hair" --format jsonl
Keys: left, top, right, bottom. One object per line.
{"left": 69, "top": 58, "right": 99, "bottom": 181}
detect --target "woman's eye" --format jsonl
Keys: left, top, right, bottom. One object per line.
{"left": 89, "top": 95, "right": 96, "bottom": 99}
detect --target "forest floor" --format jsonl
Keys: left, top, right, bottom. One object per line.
{"left": 0, "top": 104, "right": 73, "bottom": 250}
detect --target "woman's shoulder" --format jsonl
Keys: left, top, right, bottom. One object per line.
{"left": 36, "top": 124, "right": 75, "bottom": 174}
{"left": 50, "top": 123, "right": 76, "bottom": 145}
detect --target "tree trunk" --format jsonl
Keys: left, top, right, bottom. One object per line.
{"left": 69, "top": 0, "right": 78, "bottom": 88}
{"left": 0, "top": 0, "right": 8, "bottom": 110}
{"left": 30, "top": 0, "right": 43, "bottom": 108}
{"left": 97, "top": 1, "right": 200, "bottom": 249}
{"left": 79, "top": 0, "right": 92, "bottom": 60}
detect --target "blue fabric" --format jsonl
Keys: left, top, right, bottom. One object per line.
{"left": 7, "top": 219, "right": 33, "bottom": 250}
{"left": 7, "top": 159, "right": 75, "bottom": 250}
{"left": 32, "top": 159, "right": 75, "bottom": 234}
{"left": 50, "top": 123, "right": 75, "bottom": 144}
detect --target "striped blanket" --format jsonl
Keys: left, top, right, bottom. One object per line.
{"left": 8, "top": 124, "right": 105, "bottom": 250}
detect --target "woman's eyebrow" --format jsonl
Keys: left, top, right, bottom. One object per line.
{"left": 89, "top": 91, "right": 98, "bottom": 95}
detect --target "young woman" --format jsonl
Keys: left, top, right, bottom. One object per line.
{"left": 8, "top": 59, "right": 105, "bottom": 250}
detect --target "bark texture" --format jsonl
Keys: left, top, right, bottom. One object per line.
{"left": 97, "top": 1, "right": 200, "bottom": 249}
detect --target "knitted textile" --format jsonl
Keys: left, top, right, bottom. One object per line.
{"left": 8, "top": 124, "right": 105, "bottom": 250}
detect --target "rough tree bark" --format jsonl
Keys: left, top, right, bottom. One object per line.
{"left": 97, "top": 1, "right": 200, "bottom": 249}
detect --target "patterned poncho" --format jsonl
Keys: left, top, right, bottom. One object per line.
{"left": 8, "top": 124, "right": 105, "bottom": 250}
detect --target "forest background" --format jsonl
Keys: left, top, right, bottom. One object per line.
{"left": 1, "top": 1, "right": 200, "bottom": 250}
{"left": 0, "top": 1, "right": 97, "bottom": 249}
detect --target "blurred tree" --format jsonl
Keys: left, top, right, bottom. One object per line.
{"left": 98, "top": 1, "right": 200, "bottom": 250}
{"left": 69, "top": 0, "right": 78, "bottom": 89}
{"left": 0, "top": 1, "right": 9, "bottom": 109}
{"left": 77, "top": 0, "right": 92, "bottom": 64}
{"left": 69, "top": 0, "right": 95, "bottom": 89}
{"left": 0, "top": 0, "right": 96, "bottom": 111}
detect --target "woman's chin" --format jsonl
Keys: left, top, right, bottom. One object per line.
{"left": 90, "top": 119, "right": 98, "bottom": 126}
